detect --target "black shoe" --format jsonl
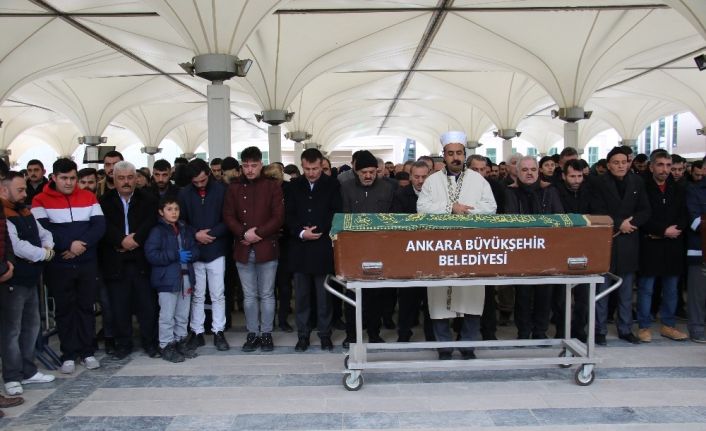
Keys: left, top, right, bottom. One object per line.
{"left": 176, "top": 339, "right": 198, "bottom": 359}
{"left": 295, "top": 337, "right": 309, "bottom": 352}
{"left": 160, "top": 342, "right": 185, "bottom": 363}
{"left": 619, "top": 332, "right": 641, "bottom": 344}
{"left": 260, "top": 333, "right": 274, "bottom": 352}
{"left": 112, "top": 347, "right": 131, "bottom": 360}
{"left": 438, "top": 351, "right": 453, "bottom": 360}
{"left": 397, "top": 335, "right": 411, "bottom": 342}
{"left": 145, "top": 344, "right": 161, "bottom": 358}
{"left": 368, "top": 334, "right": 385, "bottom": 343}
{"left": 383, "top": 318, "right": 396, "bottom": 330}
{"left": 342, "top": 336, "right": 355, "bottom": 349}
{"left": 214, "top": 331, "right": 230, "bottom": 351}
{"left": 595, "top": 334, "right": 607, "bottom": 346}
{"left": 185, "top": 332, "right": 205, "bottom": 351}
{"left": 104, "top": 337, "right": 116, "bottom": 355}
{"left": 279, "top": 321, "right": 294, "bottom": 333}
{"left": 242, "top": 333, "right": 261, "bottom": 352}
{"left": 461, "top": 350, "right": 476, "bottom": 360}
{"left": 332, "top": 319, "right": 346, "bottom": 331}
{"left": 498, "top": 311, "right": 511, "bottom": 326}
{"left": 320, "top": 337, "right": 333, "bottom": 351}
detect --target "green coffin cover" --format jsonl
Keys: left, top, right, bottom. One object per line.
{"left": 330, "top": 213, "right": 588, "bottom": 238}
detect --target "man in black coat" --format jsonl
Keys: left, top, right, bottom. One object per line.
{"left": 635, "top": 150, "right": 688, "bottom": 342}
{"left": 590, "top": 146, "right": 651, "bottom": 346}
{"left": 99, "top": 161, "right": 158, "bottom": 359}
{"left": 505, "top": 156, "right": 564, "bottom": 340}
{"left": 557, "top": 159, "right": 593, "bottom": 341}
{"left": 150, "top": 159, "right": 180, "bottom": 201}
{"left": 285, "top": 149, "right": 341, "bottom": 352}
{"left": 392, "top": 161, "right": 434, "bottom": 342}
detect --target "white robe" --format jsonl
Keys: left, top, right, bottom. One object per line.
{"left": 417, "top": 168, "right": 497, "bottom": 319}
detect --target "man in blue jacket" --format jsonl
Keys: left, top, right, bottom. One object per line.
{"left": 179, "top": 159, "right": 230, "bottom": 351}
{"left": 31, "top": 158, "right": 106, "bottom": 374}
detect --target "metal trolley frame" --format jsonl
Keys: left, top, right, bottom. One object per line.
{"left": 324, "top": 273, "right": 622, "bottom": 390}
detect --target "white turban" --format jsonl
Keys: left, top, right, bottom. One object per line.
{"left": 440, "top": 131, "right": 467, "bottom": 148}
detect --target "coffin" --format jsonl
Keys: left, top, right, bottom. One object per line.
{"left": 331, "top": 213, "right": 613, "bottom": 280}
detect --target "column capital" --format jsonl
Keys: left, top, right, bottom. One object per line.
{"left": 551, "top": 106, "right": 592, "bottom": 123}
{"left": 255, "top": 109, "right": 294, "bottom": 126}
{"left": 285, "top": 131, "right": 312, "bottom": 142}
{"left": 181, "top": 153, "right": 195, "bottom": 160}
{"left": 141, "top": 146, "right": 162, "bottom": 155}
{"left": 493, "top": 129, "right": 520, "bottom": 140}
{"left": 78, "top": 136, "right": 107, "bottom": 146}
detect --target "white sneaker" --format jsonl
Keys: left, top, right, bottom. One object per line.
{"left": 4, "top": 381, "right": 23, "bottom": 396}
{"left": 21, "top": 371, "right": 56, "bottom": 385}
{"left": 81, "top": 356, "right": 100, "bottom": 370}
{"left": 60, "top": 360, "right": 75, "bottom": 374}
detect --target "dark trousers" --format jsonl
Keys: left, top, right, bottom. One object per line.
{"left": 106, "top": 261, "right": 157, "bottom": 352}
{"left": 433, "top": 315, "right": 480, "bottom": 354}
{"left": 514, "top": 284, "right": 552, "bottom": 338}
{"left": 380, "top": 287, "right": 397, "bottom": 323}
{"left": 551, "top": 285, "right": 567, "bottom": 338}
{"left": 345, "top": 288, "right": 383, "bottom": 338}
{"left": 480, "top": 286, "right": 497, "bottom": 339}
{"left": 294, "top": 273, "right": 331, "bottom": 339}
{"left": 571, "top": 284, "right": 589, "bottom": 339}
{"left": 397, "top": 286, "right": 434, "bottom": 341}
{"left": 46, "top": 262, "right": 97, "bottom": 361}
{"left": 0, "top": 284, "right": 40, "bottom": 382}
{"left": 97, "top": 274, "right": 114, "bottom": 338}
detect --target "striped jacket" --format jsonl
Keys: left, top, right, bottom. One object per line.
{"left": 31, "top": 182, "right": 106, "bottom": 265}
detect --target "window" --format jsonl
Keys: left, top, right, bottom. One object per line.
{"left": 658, "top": 118, "right": 666, "bottom": 149}
{"left": 672, "top": 115, "right": 678, "bottom": 147}
{"left": 511, "top": 147, "right": 517, "bottom": 154}
{"left": 548, "top": 147, "right": 558, "bottom": 156}
{"left": 486, "top": 148, "right": 497, "bottom": 163}
{"left": 644, "top": 125, "right": 652, "bottom": 153}
{"left": 526, "top": 147, "right": 537, "bottom": 157}
{"left": 587, "top": 147, "right": 597, "bottom": 165}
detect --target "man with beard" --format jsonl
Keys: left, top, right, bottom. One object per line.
{"left": 150, "top": 159, "right": 180, "bottom": 201}
{"left": 557, "top": 159, "right": 593, "bottom": 341}
{"left": 96, "top": 151, "right": 123, "bottom": 198}
{"left": 25, "top": 160, "right": 48, "bottom": 206}
{"left": 636, "top": 150, "right": 688, "bottom": 342}
{"left": 505, "top": 156, "right": 564, "bottom": 340}
{"left": 78, "top": 168, "right": 98, "bottom": 193}
{"left": 418, "top": 131, "right": 496, "bottom": 359}
{"left": 340, "top": 150, "right": 395, "bottom": 347}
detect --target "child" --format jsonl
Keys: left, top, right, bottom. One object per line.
{"left": 145, "top": 198, "right": 200, "bottom": 362}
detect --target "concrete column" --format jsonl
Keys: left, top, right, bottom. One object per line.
{"left": 293, "top": 142, "right": 304, "bottom": 168}
{"left": 141, "top": 146, "right": 161, "bottom": 170}
{"left": 502, "top": 139, "right": 513, "bottom": 162}
{"left": 79, "top": 135, "right": 105, "bottom": 169}
{"left": 564, "top": 122, "right": 579, "bottom": 149}
{"left": 207, "top": 82, "right": 230, "bottom": 160}
{"left": 268, "top": 125, "right": 282, "bottom": 164}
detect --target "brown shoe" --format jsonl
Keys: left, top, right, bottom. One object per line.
{"left": 0, "top": 393, "right": 24, "bottom": 408}
{"left": 638, "top": 328, "right": 652, "bottom": 343}
{"left": 660, "top": 325, "right": 688, "bottom": 341}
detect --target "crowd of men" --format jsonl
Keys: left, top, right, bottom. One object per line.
{"left": 0, "top": 134, "right": 704, "bottom": 414}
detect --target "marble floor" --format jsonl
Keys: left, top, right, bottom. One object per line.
{"left": 2, "top": 316, "right": 706, "bottom": 431}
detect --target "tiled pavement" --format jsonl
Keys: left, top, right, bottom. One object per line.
{"left": 2, "top": 319, "right": 706, "bottom": 431}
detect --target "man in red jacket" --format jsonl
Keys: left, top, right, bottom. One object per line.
{"left": 223, "top": 147, "right": 284, "bottom": 352}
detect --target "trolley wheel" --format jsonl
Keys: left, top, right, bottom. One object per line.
{"left": 344, "top": 355, "right": 350, "bottom": 370}
{"left": 574, "top": 366, "right": 595, "bottom": 386}
{"left": 342, "top": 372, "right": 363, "bottom": 391}
{"left": 558, "top": 349, "right": 572, "bottom": 368}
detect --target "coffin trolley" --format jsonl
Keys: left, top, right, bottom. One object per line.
{"left": 325, "top": 213, "right": 619, "bottom": 390}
